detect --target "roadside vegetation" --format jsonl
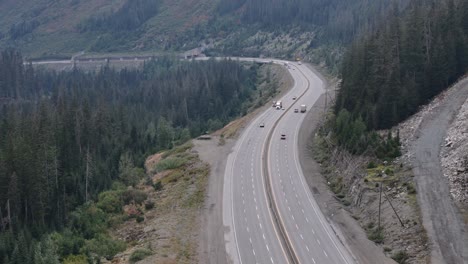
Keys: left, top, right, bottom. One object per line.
{"left": 312, "top": 112, "right": 428, "bottom": 262}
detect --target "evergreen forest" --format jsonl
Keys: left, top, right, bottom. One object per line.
{"left": 216, "top": 0, "right": 410, "bottom": 43}
{"left": 333, "top": 0, "right": 467, "bottom": 153}
{"left": 0, "top": 50, "right": 261, "bottom": 263}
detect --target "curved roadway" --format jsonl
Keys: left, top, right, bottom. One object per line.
{"left": 223, "top": 59, "right": 355, "bottom": 264}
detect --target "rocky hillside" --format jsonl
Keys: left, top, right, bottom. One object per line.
{"left": 0, "top": 0, "right": 215, "bottom": 57}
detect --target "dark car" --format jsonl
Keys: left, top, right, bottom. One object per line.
{"left": 281, "top": 134, "right": 286, "bottom": 140}
{"left": 294, "top": 109, "right": 299, "bottom": 113}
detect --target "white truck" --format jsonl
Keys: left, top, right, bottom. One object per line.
{"left": 300, "top": 104, "right": 306, "bottom": 113}
{"left": 275, "top": 101, "right": 282, "bottom": 109}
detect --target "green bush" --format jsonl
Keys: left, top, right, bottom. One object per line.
{"left": 136, "top": 216, "right": 144, "bottom": 223}
{"left": 69, "top": 204, "right": 107, "bottom": 239}
{"left": 391, "top": 250, "right": 409, "bottom": 264}
{"left": 97, "top": 190, "right": 123, "bottom": 214}
{"left": 62, "top": 254, "right": 88, "bottom": 264}
{"left": 367, "top": 227, "right": 384, "bottom": 243}
{"left": 153, "top": 181, "right": 162, "bottom": 191}
{"left": 122, "top": 189, "right": 147, "bottom": 205}
{"left": 129, "top": 248, "right": 152, "bottom": 263}
{"left": 51, "top": 230, "right": 85, "bottom": 258}
{"left": 156, "top": 157, "right": 187, "bottom": 172}
{"left": 84, "top": 234, "right": 126, "bottom": 260}
{"left": 407, "top": 183, "right": 417, "bottom": 194}
{"left": 144, "top": 201, "right": 155, "bottom": 210}
{"left": 367, "top": 161, "right": 377, "bottom": 169}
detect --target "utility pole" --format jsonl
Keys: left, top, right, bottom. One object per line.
{"left": 378, "top": 178, "right": 383, "bottom": 230}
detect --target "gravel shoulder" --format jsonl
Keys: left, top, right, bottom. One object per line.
{"left": 405, "top": 77, "right": 468, "bottom": 264}
{"left": 194, "top": 137, "right": 235, "bottom": 264}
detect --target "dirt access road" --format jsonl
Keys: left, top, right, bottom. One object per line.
{"left": 410, "top": 78, "right": 468, "bottom": 264}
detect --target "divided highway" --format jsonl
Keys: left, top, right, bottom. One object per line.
{"left": 223, "top": 59, "right": 355, "bottom": 264}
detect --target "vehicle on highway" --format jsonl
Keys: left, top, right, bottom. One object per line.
{"left": 300, "top": 104, "right": 307, "bottom": 113}
{"left": 292, "top": 96, "right": 296, "bottom": 100}
{"left": 275, "top": 100, "right": 282, "bottom": 109}
{"left": 281, "top": 107, "right": 285, "bottom": 110}
{"left": 294, "top": 108, "right": 299, "bottom": 113}
{"left": 259, "top": 123, "right": 265, "bottom": 128}
{"left": 298, "top": 61, "right": 302, "bottom": 65}
{"left": 281, "top": 134, "right": 286, "bottom": 140}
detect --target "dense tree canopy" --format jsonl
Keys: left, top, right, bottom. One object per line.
{"left": 217, "top": 0, "right": 410, "bottom": 43}
{"left": 336, "top": 0, "right": 468, "bottom": 131}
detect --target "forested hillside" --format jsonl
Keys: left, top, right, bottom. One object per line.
{"left": 0, "top": 0, "right": 409, "bottom": 61}
{"left": 0, "top": 49, "right": 262, "bottom": 262}
{"left": 334, "top": 0, "right": 468, "bottom": 152}
{"left": 217, "top": 0, "right": 409, "bottom": 43}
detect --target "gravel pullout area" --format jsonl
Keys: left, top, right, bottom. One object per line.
{"left": 195, "top": 137, "right": 234, "bottom": 264}
{"left": 409, "top": 78, "right": 468, "bottom": 264}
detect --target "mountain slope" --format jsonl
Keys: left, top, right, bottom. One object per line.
{"left": 0, "top": 0, "right": 407, "bottom": 62}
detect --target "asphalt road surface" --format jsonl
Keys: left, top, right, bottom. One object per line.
{"left": 223, "top": 60, "right": 355, "bottom": 264}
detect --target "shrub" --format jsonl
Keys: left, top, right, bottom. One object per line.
{"left": 367, "top": 161, "right": 377, "bottom": 169}
{"left": 367, "top": 227, "right": 384, "bottom": 243}
{"left": 85, "top": 234, "right": 126, "bottom": 260}
{"left": 156, "top": 157, "right": 187, "bottom": 172}
{"left": 122, "top": 189, "right": 147, "bottom": 205}
{"left": 129, "top": 248, "right": 152, "bottom": 263}
{"left": 97, "top": 190, "right": 123, "bottom": 214}
{"left": 69, "top": 204, "right": 107, "bottom": 239}
{"left": 384, "top": 168, "right": 394, "bottom": 175}
{"left": 51, "top": 229, "right": 85, "bottom": 257}
{"left": 63, "top": 254, "right": 88, "bottom": 264}
{"left": 391, "top": 250, "right": 409, "bottom": 264}
{"left": 136, "top": 216, "right": 144, "bottom": 223}
{"left": 145, "top": 201, "right": 155, "bottom": 210}
{"left": 153, "top": 181, "right": 162, "bottom": 191}
{"left": 407, "top": 183, "right": 417, "bottom": 194}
